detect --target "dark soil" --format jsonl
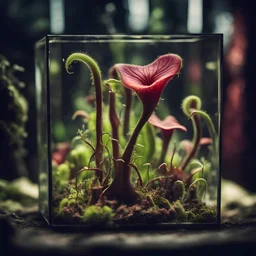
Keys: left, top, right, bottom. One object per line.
{"left": 52, "top": 196, "right": 217, "bottom": 226}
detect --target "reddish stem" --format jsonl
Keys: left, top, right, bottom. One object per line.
{"left": 109, "top": 90, "right": 120, "bottom": 172}
{"left": 121, "top": 110, "right": 150, "bottom": 164}
{"left": 103, "top": 110, "right": 150, "bottom": 204}
{"left": 93, "top": 69, "right": 104, "bottom": 180}
{"left": 123, "top": 88, "right": 132, "bottom": 138}
{"left": 158, "top": 131, "right": 173, "bottom": 166}
{"left": 170, "top": 145, "right": 176, "bottom": 173}
{"left": 128, "top": 163, "right": 143, "bottom": 187}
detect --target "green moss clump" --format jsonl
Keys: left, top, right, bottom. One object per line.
{"left": 185, "top": 202, "right": 217, "bottom": 223}
{"left": 152, "top": 195, "right": 172, "bottom": 209}
{"left": 83, "top": 205, "right": 114, "bottom": 224}
{"left": 68, "top": 188, "right": 86, "bottom": 204}
{"left": 69, "top": 198, "right": 77, "bottom": 206}
{"left": 59, "top": 198, "right": 69, "bottom": 211}
{"left": 172, "top": 200, "right": 187, "bottom": 221}
{"left": 136, "top": 186, "right": 149, "bottom": 201}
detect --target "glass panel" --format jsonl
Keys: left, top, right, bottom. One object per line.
{"left": 35, "top": 38, "right": 49, "bottom": 222}
{"left": 43, "top": 35, "right": 221, "bottom": 226}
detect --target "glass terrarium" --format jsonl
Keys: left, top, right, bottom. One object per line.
{"left": 35, "top": 35, "right": 222, "bottom": 228}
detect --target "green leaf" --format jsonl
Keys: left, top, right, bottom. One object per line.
{"left": 187, "top": 159, "right": 203, "bottom": 169}
{"left": 137, "top": 122, "right": 155, "bottom": 163}
{"left": 189, "top": 178, "right": 207, "bottom": 201}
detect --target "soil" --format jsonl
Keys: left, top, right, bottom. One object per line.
{"left": 52, "top": 195, "right": 216, "bottom": 226}
{"left": 52, "top": 173, "right": 217, "bottom": 226}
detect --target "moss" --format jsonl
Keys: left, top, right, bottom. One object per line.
{"left": 59, "top": 198, "right": 69, "bottom": 210}
{"left": 185, "top": 201, "right": 217, "bottom": 223}
{"left": 68, "top": 188, "right": 86, "bottom": 205}
{"left": 83, "top": 177, "right": 94, "bottom": 191}
{"left": 153, "top": 195, "right": 172, "bottom": 209}
{"left": 83, "top": 205, "right": 114, "bottom": 224}
{"left": 56, "top": 184, "right": 92, "bottom": 217}
{"left": 200, "top": 208, "right": 217, "bottom": 222}
{"left": 186, "top": 210, "right": 196, "bottom": 221}
{"left": 172, "top": 200, "right": 187, "bottom": 221}
{"left": 136, "top": 186, "right": 148, "bottom": 201}
{"left": 69, "top": 198, "right": 77, "bottom": 206}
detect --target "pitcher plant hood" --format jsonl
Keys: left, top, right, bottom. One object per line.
{"left": 114, "top": 54, "right": 182, "bottom": 114}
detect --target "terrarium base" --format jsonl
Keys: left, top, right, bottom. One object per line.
{"left": 52, "top": 197, "right": 217, "bottom": 226}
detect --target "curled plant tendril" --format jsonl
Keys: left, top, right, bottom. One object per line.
{"left": 65, "top": 53, "right": 104, "bottom": 181}
{"left": 180, "top": 96, "right": 202, "bottom": 170}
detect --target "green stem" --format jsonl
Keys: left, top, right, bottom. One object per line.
{"left": 66, "top": 53, "right": 104, "bottom": 181}
{"left": 180, "top": 96, "right": 202, "bottom": 170}
{"left": 191, "top": 110, "right": 217, "bottom": 154}
{"left": 180, "top": 113, "right": 201, "bottom": 170}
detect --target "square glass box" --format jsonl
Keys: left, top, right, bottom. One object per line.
{"left": 35, "top": 35, "right": 222, "bottom": 228}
